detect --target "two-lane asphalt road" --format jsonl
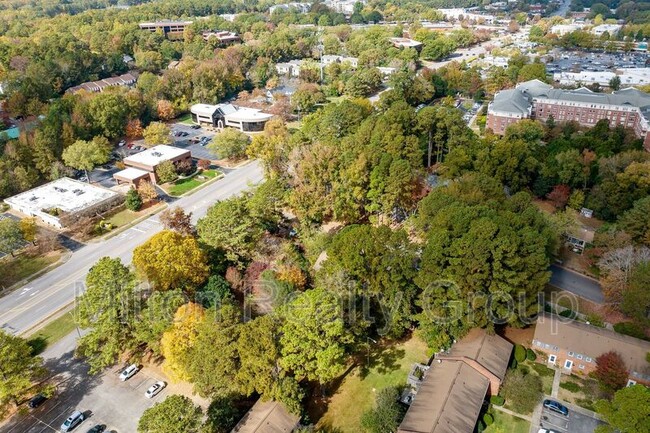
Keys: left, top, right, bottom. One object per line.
{"left": 550, "top": 264, "right": 604, "bottom": 304}
{"left": 0, "top": 161, "right": 263, "bottom": 336}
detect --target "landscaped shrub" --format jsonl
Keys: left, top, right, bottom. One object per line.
{"left": 125, "top": 188, "right": 142, "bottom": 211}
{"left": 509, "top": 358, "right": 518, "bottom": 370}
{"left": 585, "top": 313, "right": 605, "bottom": 328}
{"left": 483, "top": 413, "right": 494, "bottom": 425}
{"left": 514, "top": 344, "right": 526, "bottom": 362}
{"left": 490, "top": 395, "right": 505, "bottom": 406}
{"left": 532, "top": 363, "right": 555, "bottom": 377}
{"left": 518, "top": 364, "right": 530, "bottom": 375}
{"left": 613, "top": 322, "right": 648, "bottom": 340}
{"left": 526, "top": 348, "right": 537, "bottom": 361}
{"left": 560, "top": 381, "right": 582, "bottom": 393}
{"left": 559, "top": 308, "right": 577, "bottom": 319}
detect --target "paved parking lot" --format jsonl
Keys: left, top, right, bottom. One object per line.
{"left": 537, "top": 402, "right": 604, "bottom": 433}
{"left": 168, "top": 122, "right": 219, "bottom": 160}
{"left": 546, "top": 49, "right": 648, "bottom": 73}
{"left": 0, "top": 333, "right": 208, "bottom": 433}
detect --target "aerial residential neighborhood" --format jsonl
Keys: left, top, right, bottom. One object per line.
{"left": 0, "top": 0, "right": 649, "bottom": 432}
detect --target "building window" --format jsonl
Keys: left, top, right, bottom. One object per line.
{"left": 564, "top": 360, "right": 573, "bottom": 369}
{"left": 627, "top": 379, "right": 637, "bottom": 387}
{"left": 549, "top": 355, "right": 557, "bottom": 364}
{"left": 536, "top": 341, "right": 543, "bottom": 347}
{"left": 586, "top": 357, "right": 592, "bottom": 363}
{"left": 577, "top": 354, "right": 583, "bottom": 360}
{"left": 579, "top": 364, "right": 585, "bottom": 369}
{"left": 568, "top": 351, "right": 574, "bottom": 357}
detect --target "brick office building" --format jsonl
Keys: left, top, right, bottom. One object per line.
{"left": 487, "top": 79, "right": 650, "bottom": 151}
{"left": 533, "top": 314, "right": 650, "bottom": 386}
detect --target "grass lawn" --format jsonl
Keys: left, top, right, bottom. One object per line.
{"left": 313, "top": 334, "right": 429, "bottom": 433}
{"left": 485, "top": 410, "right": 531, "bottom": 433}
{"left": 105, "top": 201, "right": 164, "bottom": 228}
{"left": 525, "top": 360, "right": 555, "bottom": 395}
{"left": 0, "top": 251, "right": 62, "bottom": 288}
{"left": 175, "top": 112, "right": 193, "bottom": 125}
{"left": 165, "top": 169, "right": 220, "bottom": 196}
{"left": 558, "top": 374, "right": 602, "bottom": 411}
{"left": 27, "top": 309, "right": 78, "bottom": 355}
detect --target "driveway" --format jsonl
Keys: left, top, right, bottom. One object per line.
{"left": 0, "top": 332, "right": 208, "bottom": 433}
{"left": 549, "top": 265, "right": 604, "bottom": 304}
{"left": 532, "top": 399, "right": 604, "bottom": 433}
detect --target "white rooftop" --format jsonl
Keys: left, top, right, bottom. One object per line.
{"left": 191, "top": 104, "right": 220, "bottom": 117}
{"left": 226, "top": 106, "right": 274, "bottom": 123}
{"left": 123, "top": 145, "right": 189, "bottom": 167}
{"left": 114, "top": 167, "right": 150, "bottom": 180}
{"left": 5, "top": 177, "right": 119, "bottom": 214}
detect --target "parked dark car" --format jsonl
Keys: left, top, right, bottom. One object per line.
{"left": 86, "top": 425, "right": 106, "bottom": 433}
{"left": 28, "top": 394, "right": 47, "bottom": 409}
{"left": 543, "top": 399, "right": 569, "bottom": 416}
{"left": 190, "top": 124, "right": 201, "bottom": 129}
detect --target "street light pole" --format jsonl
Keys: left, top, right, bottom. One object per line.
{"left": 69, "top": 311, "right": 81, "bottom": 338}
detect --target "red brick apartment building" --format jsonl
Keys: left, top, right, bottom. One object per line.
{"left": 533, "top": 314, "right": 650, "bottom": 386}
{"left": 487, "top": 79, "right": 650, "bottom": 151}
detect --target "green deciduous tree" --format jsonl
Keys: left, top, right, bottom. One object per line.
{"left": 143, "top": 122, "right": 171, "bottom": 147}
{"left": 595, "top": 385, "right": 650, "bottom": 433}
{"left": 138, "top": 395, "right": 202, "bottom": 433}
{"left": 155, "top": 160, "right": 177, "bottom": 184}
{"left": 0, "top": 218, "right": 24, "bottom": 257}
{"left": 133, "top": 231, "right": 209, "bottom": 292}
{"left": 208, "top": 128, "right": 250, "bottom": 160}
{"left": 502, "top": 369, "right": 542, "bottom": 414}
{"left": 618, "top": 197, "right": 650, "bottom": 245}
{"left": 76, "top": 257, "right": 139, "bottom": 373}
{"left": 62, "top": 137, "right": 111, "bottom": 181}
{"left": 134, "top": 289, "right": 186, "bottom": 356}
{"left": 0, "top": 330, "right": 45, "bottom": 415}
{"left": 280, "top": 288, "right": 353, "bottom": 384}
{"left": 361, "top": 387, "right": 406, "bottom": 433}
{"left": 197, "top": 196, "right": 264, "bottom": 267}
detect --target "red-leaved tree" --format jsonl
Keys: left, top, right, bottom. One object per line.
{"left": 594, "top": 351, "right": 628, "bottom": 392}
{"left": 547, "top": 184, "right": 571, "bottom": 209}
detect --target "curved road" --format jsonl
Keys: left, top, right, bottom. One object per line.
{"left": 0, "top": 161, "right": 264, "bottom": 336}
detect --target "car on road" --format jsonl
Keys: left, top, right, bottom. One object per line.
{"left": 190, "top": 124, "right": 201, "bottom": 129}
{"left": 179, "top": 131, "right": 189, "bottom": 137}
{"left": 119, "top": 364, "right": 139, "bottom": 381}
{"left": 144, "top": 381, "right": 166, "bottom": 398}
{"left": 134, "top": 145, "right": 145, "bottom": 151}
{"left": 28, "top": 394, "right": 47, "bottom": 409}
{"left": 60, "top": 410, "right": 85, "bottom": 432}
{"left": 117, "top": 140, "right": 126, "bottom": 147}
{"left": 543, "top": 399, "right": 569, "bottom": 416}
{"left": 86, "top": 425, "right": 106, "bottom": 433}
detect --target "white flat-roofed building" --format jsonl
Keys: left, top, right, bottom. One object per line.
{"left": 389, "top": 37, "right": 423, "bottom": 51}
{"left": 201, "top": 30, "right": 240, "bottom": 45}
{"left": 269, "top": 2, "right": 311, "bottom": 14}
{"left": 190, "top": 103, "right": 274, "bottom": 132}
{"left": 550, "top": 23, "right": 586, "bottom": 36}
{"left": 591, "top": 24, "right": 622, "bottom": 37}
{"left": 121, "top": 145, "right": 192, "bottom": 183}
{"left": 321, "top": 55, "right": 359, "bottom": 68}
{"left": 113, "top": 167, "right": 151, "bottom": 187}
{"left": 554, "top": 69, "right": 650, "bottom": 88}
{"left": 5, "top": 178, "right": 121, "bottom": 228}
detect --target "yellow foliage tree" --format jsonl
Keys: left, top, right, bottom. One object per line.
{"left": 276, "top": 265, "right": 306, "bottom": 290}
{"left": 132, "top": 230, "right": 209, "bottom": 291}
{"left": 160, "top": 302, "right": 205, "bottom": 381}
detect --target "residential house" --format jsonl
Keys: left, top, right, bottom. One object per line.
{"left": 398, "top": 329, "right": 513, "bottom": 433}
{"left": 389, "top": 37, "right": 423, "bottom": 52}
{"left": 533, "top": 314, "right": 650, "bottom": 386}
{"left": 66, "top": 73, "right": 137, "bottom": 95}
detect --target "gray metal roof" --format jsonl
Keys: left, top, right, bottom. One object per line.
{"left": 490, "top": 88, "right": 531, "bottom": 115}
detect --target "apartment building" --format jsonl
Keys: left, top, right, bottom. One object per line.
{"left": 201, "top": 30, "right": 240, "bottom": 45}
{"left": 138, "top": 20, "right": 193, "bottom": 36}
{"left": 487, "top": 79, "right": 650, "bottom": 150}
{"left": 533, "top": 314, "right": 650, "bottom": 386}
{"left": 66, "top": 73, "right": 137, "bottom": 95}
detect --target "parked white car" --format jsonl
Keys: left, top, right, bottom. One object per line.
{"left": 119, "top": 364, "right": 139, "bottom": 381}
{"left": 144, "top": 381, "right": 166, "bottom": 398}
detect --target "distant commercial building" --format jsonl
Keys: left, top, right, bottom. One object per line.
{"left": 550, "top": 23, "right": 586, "bottom": 36}
{"left": 190, "top": 103, "right": 274, "bottom": 132}
{"left": 533, "top": 314, "right": 650, "bottom": 386}
{"left": 487, "top": 79, "right": 650, "bottom": 150}
{"left": 554, "top": 68, "right": 650, "bottom": 88}
{"left": 591, "top": 24, "right": 622, "bottom": 37}
{"left": 269, "top": 2, "right": 311, "bottom": 14}
{"left": 324, "top": 0, "right": 363, "bottom": 15}
{"left": 437, "top": 8, "right": 496, "bottom": 24}
{"left": 389, "top": 37, "right": 423, "bottom": 51}
{"left": 200, "top": 30, "right": 240, "bottom": 45}
{"left": 66, "top": 73, "right": 137, "bottom": 95}
{"left": 398, "top": 329, "right": 512, "bottom": 433}
{"left": 116, "top": 145, "right": 192, "bottom": 184}
{"left": 139, "top": 20, "right": 193, "bottom": 36}
{"left": 5, "top": 178, "right": 121, "bottom": 228}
